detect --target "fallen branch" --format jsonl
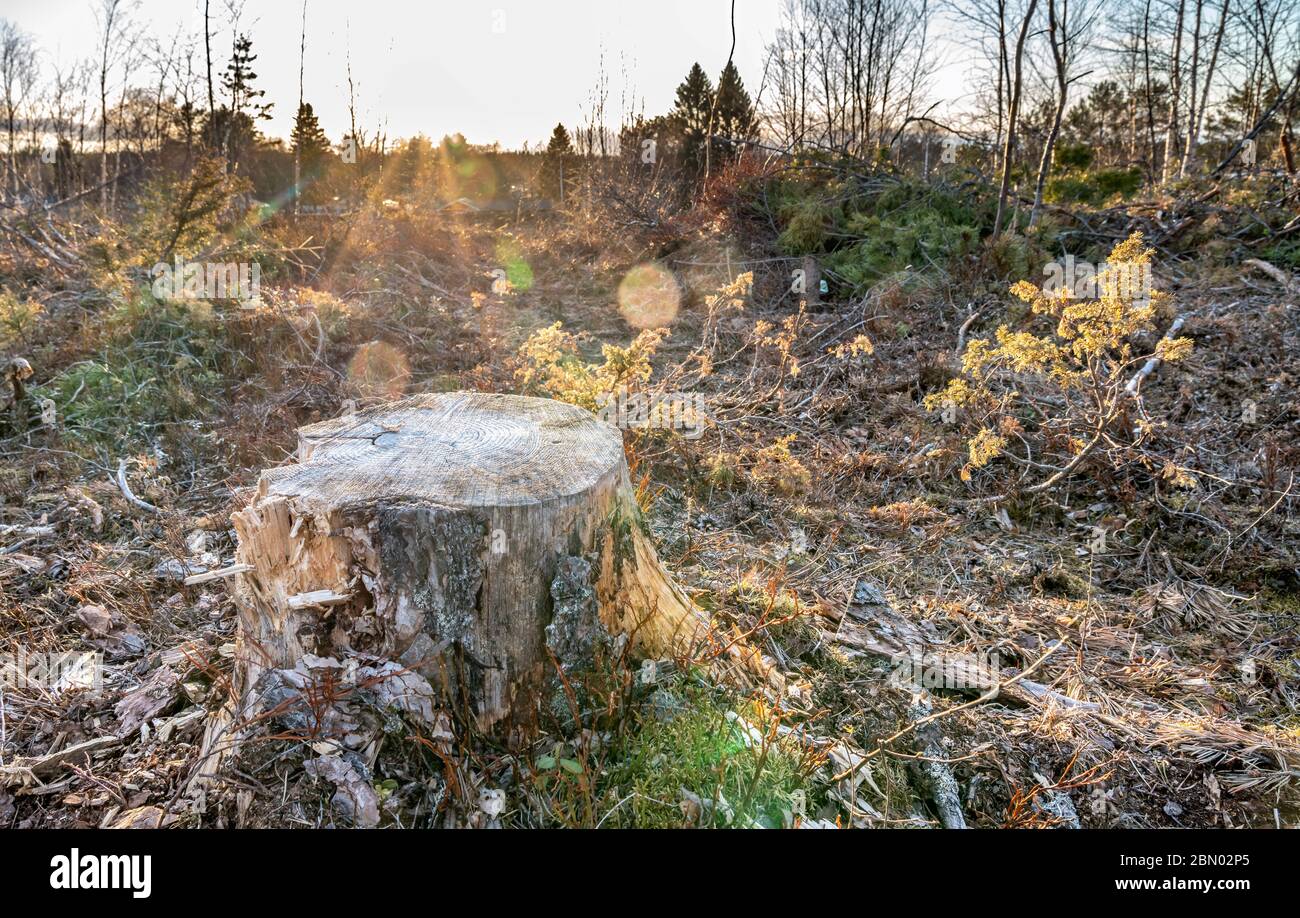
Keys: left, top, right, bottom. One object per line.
{"left": 955, "top": 308, "right": 982, "bottom": 356}
{"left": 1125, "top": 314, "right": 1188, "bottom": 397}
{"left": 0, "top": 736, "right": 121, "bottom": 788}
{"left": 906, "top": 695, "right": 968, "bottom": 828}
{"left": 1207, "top": 56, "right": 1300, "bottom": 180}
{"left": 1243, "top": 258, "right": 1295, "bottom": 292}
{"left": 826, "top": 581, "right": 1089, "bottom": 784}
{"left": 113, "top": 459, "right": 162, "bottom": 515}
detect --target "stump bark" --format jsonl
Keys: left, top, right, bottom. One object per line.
{"left": 229, "top": 392, "right": 773, "bottom": 731}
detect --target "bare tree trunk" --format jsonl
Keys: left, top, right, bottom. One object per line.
{"left": 1143, "top": 0, "right": 1157, "bottom": 180}
{"left": 1254, "top": 0, "right": 1298, "bottom": 174}
{"left": 294, "top": 0, "right": 306, "bottom": 217}
{"left": 1162, "top": 0, "right": 1186, "bottom": 183}
{"left": 995, "top": 0, "right": 1007, "bottom": 175}
{"left": 204, "top": 0, "right": 214, "bottom": 131}
{"left": 1123, "top": 21, "right": 1140, "bottom": 164}
{"left": 346, "top": 34, "right": 358, "bottom": 205}
{"left": 98, "top": 8, "right": 112, "bottom": 208}
{"left": 109, "top": 46, "right": 132, "bottom": 213}
{"left": 1179, "top": 0, "right": 1204, "bottom": 177}
{"left": 1029, "top": 0, "right": 1068, "bottom": 228}
{"left": 704, "top": 0, "right": 737, "bottom": 180}
{"left": 1207, "top": 54, "right": 1300, "bottom": 177}
{"left": 1187, "top": 0, "right": 1230, "bottom": 175}
{"left": 994, "top": 0, "right": 1039, "bottom": 238}
{"left": 76, "top": 65, "right": 88, "bottom": 193}
{"left": 0, "top": 23, "right": 38, "bottom": 198}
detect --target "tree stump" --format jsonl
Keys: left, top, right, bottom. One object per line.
{"left": 229, "top": 392, "right": 775, "bottom": 732}
{"left": 801, "top": 255, "right": 821, "bottom": 306}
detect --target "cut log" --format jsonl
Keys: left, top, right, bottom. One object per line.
{"left": 229, "top": 392, "right": 776, "bottom": 733}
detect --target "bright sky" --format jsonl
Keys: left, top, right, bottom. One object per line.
{"left": 5, "top": 0, "right": 793, "bottom": 149}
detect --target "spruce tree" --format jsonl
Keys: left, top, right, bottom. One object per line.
{"left": 545, "top": 123, "right": 573, "bottom": 157}
{"left": 291, "top": 102, "right": 332, "bottom": 204}
{"left": 223, "top": 35, "right": 273, "bottom": 125}
{"left": 540, "top": 123, "right": 573, "bottom": 200}
{"left": 672, "top": 63, "right": 715, "bottom": 171}
{"left": 216, "top": 34, "right": 272, "bottom": 169}
{"left": 714, "top": 61, "right": 758, "bottom": 148}
{"left": 291, "top": 103, "right": 331, "bottom": 176}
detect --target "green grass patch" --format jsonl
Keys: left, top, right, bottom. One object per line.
{"left": 591, "top": 681, "right": 818, "bottom": 828}
{"left": 32, "top": 293, "right": 230, "bottom": 455}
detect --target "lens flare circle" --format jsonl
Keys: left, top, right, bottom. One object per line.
{"left": 347, "top": 341, "right": 411, "bottom": 400}
{"left": 617, "top": 262, "right": 681, "bottom": 330}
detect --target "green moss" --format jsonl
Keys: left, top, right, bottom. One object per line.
{"left": 728, "top": 579, "right": 800, "bottom": 619}
{"left": 606, "top": 502, "right": 643, "bottom": 567}
{"left": 593, "top": 683, "right": 817, "bottom": 828}
{"left": 1261, "top": 587, "right": 1300, "bottom": 616}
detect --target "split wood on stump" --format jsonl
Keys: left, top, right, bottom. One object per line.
{"left": 229, "top": 391, "right": 777, "bottom": 732}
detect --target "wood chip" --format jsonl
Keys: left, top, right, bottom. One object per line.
{"left": 183, "top": 563, "right": 253, "bottom": 585}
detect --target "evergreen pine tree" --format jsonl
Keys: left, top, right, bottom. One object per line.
{"left": 672, "top": 63, "right": 715, "bottom": 171}
{"left": 291, "top": 103, "right": 331, "bottom": 175}
{"left": 223, "top": 35, "right": 273, "bottom": 125}
{"left": 291, "top": 102, "right": 332, "bottom": 203}
{"left": 714, "top": 61, "right": 758, "bottom": 149}
{"left": 216, "top": 34, "right": 272, "bottom": 168}
{"left": 393, "top": 136, "right": 432, "bottom": 192}
{"left": 540, "top": 123, "right": 573, "bottom": 200}
{"left": 546, "top": 123, "right": 574, "bottom": 157}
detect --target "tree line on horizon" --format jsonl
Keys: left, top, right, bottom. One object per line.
{"left": 0, "top": 0, "right": 762, "bottom": 213}
{"left": 0, "top": 0, "right": 1296, "bottom": 218}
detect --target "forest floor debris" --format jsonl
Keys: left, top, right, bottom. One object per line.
{"left": 1, "top": 195, "right": 1298, "bottom": 829}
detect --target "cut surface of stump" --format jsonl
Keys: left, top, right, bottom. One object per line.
{"left": 230, "top": 392, "right": 773, "bottom": 732}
